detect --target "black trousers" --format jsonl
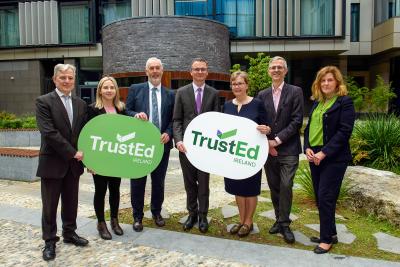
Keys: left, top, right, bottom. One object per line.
{"left": 41, "top": 168, "right": 79, "bottom": 242}
{"left": 179, "top": 152, "right": 210, "bottom": 216}
{"left": 310, "top": 160, "right": 347, "bottom": 244}
{"left": 265, "top": 155, "right": 299, "bottom": 226}
{"left": 130, "top": 149, "right": 170, "bottom": 220}
{"left": 93, "top": 174, "right": 121, "bottom": 222}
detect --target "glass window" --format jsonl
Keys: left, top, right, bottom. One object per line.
{"left": 175, "top": 0, "right": 212, "bottom": 18}
{"left": 60, "top": 2, "right": 90, "bottom": 44}
{"left": 301, "top": 0, "right": 334, "bottom": 36}
{"left": 0, "top": 6, "right": 19, "bottom": 47}
{"left": 175, "top": 0, "right": 255, "bottom": 37}
{"left": 375, "top": 0, "right": 400, "bottom": 25}
{"left": 101, "top": 0, "right": 131, "bottom": 25}
{"left": 350, "top": 3, "right": 360, "bottom": 42}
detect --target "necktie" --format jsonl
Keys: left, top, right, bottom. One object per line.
{"left": 196, "top": 88, "right": 202, "bottom": 113}
{"left": 151, "top": 88, "right": 160, "bottom": 129}
{"left": 62, "top": 95, "right": 73, "bottom": 126}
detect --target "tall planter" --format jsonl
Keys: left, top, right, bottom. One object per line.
{"left": 0, "top": 129, "right": 40, "bottom": 147}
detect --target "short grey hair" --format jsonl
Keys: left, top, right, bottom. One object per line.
{"left": 53, "top": 64, "right": 76, "bottom": 77}
{"left": 269, "top": 56, "right": 287, "bottom": 69}
{"left": 145, "top": 57, "right": 163, "bottom": 70}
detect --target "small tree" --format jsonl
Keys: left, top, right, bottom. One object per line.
{"left": 368, "top": 75, "right": 397, "bottom": 113}
{"left": 230, "top": 53, "right": 272, "bottom": 96}
{"left": 346, "top": 76, "right": 369, "bottom": 112}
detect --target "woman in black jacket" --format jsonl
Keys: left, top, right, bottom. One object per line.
{"left": 304, "top": 66, "right": 355, "bottom": 254}
{"left": 87, "top": 76, "right": 125, "bottom": 240}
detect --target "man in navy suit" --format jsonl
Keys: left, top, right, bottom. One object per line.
{"left": 257, "top": 56, "right": 303, "bottom": 244}
{"left": 126, "top": 57, "right": 175, "bottom": 232}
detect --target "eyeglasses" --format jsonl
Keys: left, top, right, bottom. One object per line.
{"left": 231, "top": 82, "right": 246, "bottom": 87}
{"left": 269, "top": 65, "right": 284, "bottom": 70}
{"left": 192, "top": 68, "right": 208, "bottom": 72}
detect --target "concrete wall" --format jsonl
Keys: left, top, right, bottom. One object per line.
{"left": 0, "top": 60, "right": 42, "bottom": 115}
{"left": 0, "top": 131, "right": 40, "bottom": 147}
{"left": 102, "top": 16, "right": 231, "bottom": 74}
{"left": 0, "top": 156, "right": 39, "bottom": 181}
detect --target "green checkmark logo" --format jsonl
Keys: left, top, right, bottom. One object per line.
{"left": 217, "top": 129, "right": 237, "bottom": 139}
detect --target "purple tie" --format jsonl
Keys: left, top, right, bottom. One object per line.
{"left": 196, "top": 88, "right": 202, "bottom": 113}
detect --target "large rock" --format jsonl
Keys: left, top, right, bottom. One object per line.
{"left": 345, "top": 166, "right": 400, "bottom": 226}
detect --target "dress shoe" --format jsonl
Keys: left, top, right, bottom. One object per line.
{"left": 229, "top": 224, "right": 243, "bottom": 234}
{"left": 152, "top": 214, "right": 166, "bottom": 227}
{"left": 198, "top": 216, "right": 209, "bottom": 233}
{"left": 237, "top": 224, "right": 253, "bottom": 237}
{"left": 183, "top": 215, "right": 198, "bottom": 231}
{"left": 110, "top": 218, "right": 124, "bottom": 235}
{"left": 42, "top": 241, "right": 56, "bottom": 261}
{"left": 132, "top": 220, "right": 143, "bottom": 232}
{"left": 63, "top": 233, "right": 89, "bottom": 247}
{"left": 310, "top": 235, "right": 338, "bottom": 244}
{"left": 97, "top": 221, "right": 112, "bottom": 240}
{"left": 313, "top": 244, "right": 332, "bottom": 254}
{"left": 280, "top": 226, "right": 295, "bottom": 244}
{"left": 269, "top": 221, "right": 280, "bottom": 234}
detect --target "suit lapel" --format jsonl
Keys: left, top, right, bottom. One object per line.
{"left": 71, "top": 96, "right": 79, "bottom": 130}
{"left": 143, "top": 83, "right": 150, "bottom": 116}
{"left": 276, "top": 84, "right": 288, "bottom": 119}
{"left": 187, "top": 84, "right": 197, "bottom": 114}
{"left": 265, "top": 89, "right": 276, "bottom": 117}
{"left": 160, "top": 86, "right": 167, "bottom": 129}
{"left": 201, "top": 85, "right": 211, "bottom": 114}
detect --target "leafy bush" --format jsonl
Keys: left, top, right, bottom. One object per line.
{"left": 346, "top": 75, "right": 396, "bottom": 113}
{"left": 0, "top": 111, "right": 37, "bottom": 129}
{"left": 350, "top": 114, "right": 400, "bottom": 174}
{"left": 296, "top": 164, "right": 353, "bottom": 202}
{"left": 231, "top": 53, "right": 272, "bottom": 96}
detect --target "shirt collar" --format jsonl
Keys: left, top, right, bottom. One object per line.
{"left": 55, "top": 88, "right": 71, "bottom": 97}
{"left": 272, "top": 82, "right": 284, "bottom": 93}
{"left": 193, "top": 83, "right": 204, "bottom": 92}
{"left": 148, "top": 82, "right": 161, "bottom": 91}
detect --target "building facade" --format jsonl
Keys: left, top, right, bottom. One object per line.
{"left": 0, "top": 0, "right": 399, "bottom": 114}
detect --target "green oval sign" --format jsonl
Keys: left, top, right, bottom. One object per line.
{"left": 78, "top": 114, "right": 164, "bottom": 179}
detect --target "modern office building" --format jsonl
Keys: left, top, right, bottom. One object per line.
{"left": 0, "top": 0, "right": 399, "bottom": 114}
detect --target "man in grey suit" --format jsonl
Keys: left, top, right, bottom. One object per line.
{"left": 257, "top": 56, "right": 303, "bottom": 244}
{"left": 36, "top": 64, "right": 88, "bottom": 261}
{"left": 173, "top": 58, "right": 219, "bottom": 233}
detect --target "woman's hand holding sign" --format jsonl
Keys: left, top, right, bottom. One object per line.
{"left": 134, "top": 112, "right": 148, "bottom": 121}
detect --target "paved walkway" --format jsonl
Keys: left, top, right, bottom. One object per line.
{"left": 0, "top": 150, "right": 399, "bottom": 266}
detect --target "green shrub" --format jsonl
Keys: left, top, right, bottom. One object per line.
{"left": 21, "top": 116, "right": 37, "bottom": 129}
{"left": 350, "top": 114, "right": 400, "bottom": 174}
{"left": 1, "top": 119, "right": 23, "bottom": 129}
{"left": 0, "top": 111, "right": 37, "bottom": 129}
{"left": 296, "top": 164, "right": 353, "bottom": 202}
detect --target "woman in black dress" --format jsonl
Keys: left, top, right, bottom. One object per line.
{"left": 224, "top": 71, "right": 270, "bottom": 237}
{"left": 87, "top": 76, "right": 125, "bottom": 240}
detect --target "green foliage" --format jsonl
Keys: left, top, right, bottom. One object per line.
{"left": 296, "top": 163, "right": 353, "bottom": 202}
{"left": 346, "top": 75, "right": 396, "bottom": 113}
{"left": 346, "top": 76, "right": 369, "bottom": 112}
{"left": 230, "top": 53, "right": 272, "bottom": 96}
{"left": 369, "top": 75, "right": 397, "bottom": 113}
{"left": 0, "top": 111, "right": 37, "bottom": 129}
{"left": 350, "top": 114, "right": 400, "bottom": 173}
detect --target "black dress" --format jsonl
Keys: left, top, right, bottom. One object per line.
{"left": 223, "top": 98, "right": 268, "bottom": 197}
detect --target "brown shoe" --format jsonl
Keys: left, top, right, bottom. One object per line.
{"left": 229, "top": 224, "right": 243, "bottom": 234}
{"left": 97, "top": 222, "right": 112, "bottom": 240}
{"left": 237, "top": 224, "right": 253, "bottom": 237}
{"left": 152, "top": 214, "right": 166, "bottom": 227}
{"left": 110, "top": 218, "right": 124, "bottom": 236}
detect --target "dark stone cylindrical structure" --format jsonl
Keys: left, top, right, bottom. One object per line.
{"left": 102, "top": 16, "right": 231, "bottom": 74}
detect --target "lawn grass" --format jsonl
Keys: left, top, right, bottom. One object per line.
{"left": 116, "top": 187, "right": 400, "bottom": 262}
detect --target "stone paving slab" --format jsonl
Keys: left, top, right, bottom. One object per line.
{"left": 143, "top": 209, "right": 170, "bottom": 219}
{"left": 373, "top": 232, "right": 400, "bottom": 254}
{"left": 259, "top": 209, "right": 299, "bottom": 221}
{"left": 305, "top": 224, "right": 357, "bottom": 244}
{"left": 221, "top": 205, "right": 239, "bottom": 218}
{"left": 258, "top": 196, "right": 272, "bottom": 202}
{"left": 293, "top": 231, "right": 315, "bottom": 246}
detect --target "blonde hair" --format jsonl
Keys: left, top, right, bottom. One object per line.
{"left": 230, "top": 70, "right": 249, "bottom": 85}
{"left": 311, "top": 66, "right": 348, "bottom": 101}
{"left": 95, "top": 76, "right": 125, "bottom": 112}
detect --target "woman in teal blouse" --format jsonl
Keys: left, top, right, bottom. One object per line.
{"left": 303, "top": 66, "right": 355, "bottom": 254}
